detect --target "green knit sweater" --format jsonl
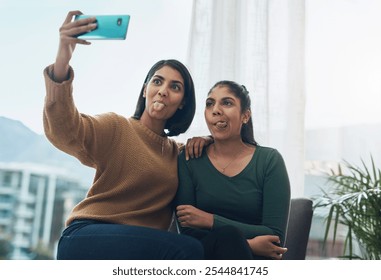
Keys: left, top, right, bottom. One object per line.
{"left": 43, "top": 65, "right": 179, "bottom": 230}
{"left": 175, "top": 146, "right": 291, "bottom": 244}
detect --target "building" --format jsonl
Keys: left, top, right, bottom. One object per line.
{"left": 0, "top": 162, "right": 87, "bottom": 259}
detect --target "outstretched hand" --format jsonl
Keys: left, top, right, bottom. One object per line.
{"left": 185, "top": 136, "right": 213, "bottom": 160}
{"left": 247, "top": 235, "right": 287, "bottom": 260}
{"left": 176, "top": 205, "right": 214, "bottom": 229}
{"left": 54, "top": 11, "right": 97, "bottom": 82}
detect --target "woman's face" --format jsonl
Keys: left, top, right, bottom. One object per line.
{"left": 204, "top": 85, "right": 249, "bottom": 141}
{"left": 143, "top": 66, "right": 185, "bottom": 121}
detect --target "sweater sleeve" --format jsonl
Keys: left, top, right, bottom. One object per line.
{"left": 43, "top": 64, "right": 118, "bottom": 168}
{"left": 174, "top": 151, "right": 202, "bottom": 236}
{"left": 174, "top": 151, "right": 196, "bottom": 206}
{"left": 213, "top": 149, "right": 291, "bottom": 244}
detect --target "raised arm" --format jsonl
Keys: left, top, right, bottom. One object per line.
{"left": 43, "top": 11, "right": 116, "bottom": 168}
{"left": 54, "top": 10, "right": 96, "bottom": 82}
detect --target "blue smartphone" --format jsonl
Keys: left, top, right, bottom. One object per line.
{"left": 75, "top": 15, "right": 130, "bottom": 40}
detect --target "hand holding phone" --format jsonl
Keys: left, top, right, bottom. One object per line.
{"left": 54, "top": 12, "right": 130, "bottom": 82}
{"left": 75, "top": 15, "right": 130, "bottom": 40}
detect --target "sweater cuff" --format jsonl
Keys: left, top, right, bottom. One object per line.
{"left": 44, "top": 64, "right": 74, "bottom": 83}
{"left": 43, "top": 64, "right": 75, "bottom": 103}
{"left": 212, "top": 214, "right": 223, "bottom": 229}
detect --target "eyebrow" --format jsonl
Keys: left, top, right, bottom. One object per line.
{"left": 206, "top": 96, "right": 235, "bottom": 102}
{"left": 152, "top": 74, "right": 184, "bottom": 86}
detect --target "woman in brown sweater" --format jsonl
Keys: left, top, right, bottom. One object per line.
{"left": 44, "top": 11, "right": 205, "bottom": 260}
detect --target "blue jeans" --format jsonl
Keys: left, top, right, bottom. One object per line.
{"left": 57, "top": 219, "right": 204, "bottom": 260}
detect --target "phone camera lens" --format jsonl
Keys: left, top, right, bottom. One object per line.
{"left": 117, "top": 18, "right": 122, "bottom": 26}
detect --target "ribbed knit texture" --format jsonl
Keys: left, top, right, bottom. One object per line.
{"left": 43, "top": 65, "right": 179, "bottom": 230}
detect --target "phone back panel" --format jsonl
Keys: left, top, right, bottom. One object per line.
{"left": 75, "top": 15, "right": 130, "bottom": 40}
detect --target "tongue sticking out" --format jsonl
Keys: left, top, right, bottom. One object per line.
{"left": 216, "top": 121, "right": 227, "bottom": 128}
{"left": 153, "top": 102, "right": 165, "bottom": 111}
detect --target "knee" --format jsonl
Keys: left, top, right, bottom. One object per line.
{"left": 171, "top": 234, "right": 204, "bottom": 260}
{"left": 181, "top": 235, "right": 204, "bottom": 259}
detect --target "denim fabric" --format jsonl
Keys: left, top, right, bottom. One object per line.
{"left": 57, "top": 219, "right": 203, "bottom": 260}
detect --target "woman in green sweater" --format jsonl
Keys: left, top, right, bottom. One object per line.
{"left": 175, "top": 81, "right": 291, "bottom": 259}
{"left": 43, "top": 11, "right": 206, "bottom": 260}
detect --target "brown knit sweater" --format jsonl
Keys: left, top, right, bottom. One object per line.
{"left": 43, "top": 65, "right": 179, "bottom": 230}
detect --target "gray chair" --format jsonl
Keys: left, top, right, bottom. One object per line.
{"left": 282, "top": 198, "right": 313, "bottom": 260}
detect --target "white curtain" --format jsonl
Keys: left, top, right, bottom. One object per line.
{"left": 184, "top": 0, "right": 306, "bottom": 197}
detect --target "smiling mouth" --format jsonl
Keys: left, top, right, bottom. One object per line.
{"left": 215, "top": 121, "right": 228, "bottom": 128}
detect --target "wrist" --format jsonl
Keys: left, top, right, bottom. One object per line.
{"left": 52, "top": 63, "right": 70, "bottom": 83}
{"left": 208, "top": 214, "right": 214, "bottom": 229}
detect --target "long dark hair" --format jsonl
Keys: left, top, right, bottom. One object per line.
{"left": 208, "top": 80, "right": 257, "bottom": 145}
{"left": 133, "top": 59, "right": 196, "bottom": 137}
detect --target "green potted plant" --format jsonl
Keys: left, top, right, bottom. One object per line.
{"left": 314, "top": 156, "right": 381, "bottom": 259}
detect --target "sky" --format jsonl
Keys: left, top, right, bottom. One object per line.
{"left": 1, "top": 0, "right": 381, "bottom": 135}
{"left": 0, "top": 0, "right": 192, "bottom": 134}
